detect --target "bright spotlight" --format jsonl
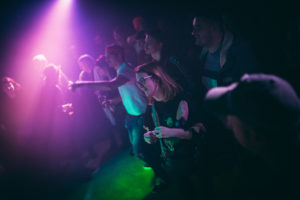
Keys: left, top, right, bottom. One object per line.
{"left": 60, "top": 0, "right": 72, "bottom": 8}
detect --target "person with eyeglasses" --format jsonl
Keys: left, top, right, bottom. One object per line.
{"left": 135, "top": 62, "right": 207, "bottom": 197}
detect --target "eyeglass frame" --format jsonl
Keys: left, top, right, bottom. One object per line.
{"left": 136, "top": 75, "right": 152, "bottom": 88}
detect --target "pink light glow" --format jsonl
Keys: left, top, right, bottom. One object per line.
{"left": 60, "top": 0, "right": 73, "bottom": 8}
{"left": 29, "top": 0, "right": 73, "bottom": 61}
{"left": 10, "top": 0, "right": 74, "bottom": 127}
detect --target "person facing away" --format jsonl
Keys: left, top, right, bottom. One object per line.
{"left": 204, "top": 73, "right": 300, "bottom": 200}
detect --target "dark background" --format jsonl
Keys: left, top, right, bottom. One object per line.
{"left": 0, "top": 0, "right": 299, "bottom": 83}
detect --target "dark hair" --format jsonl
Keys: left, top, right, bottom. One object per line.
{"left": 105, "top": 44, "right": 125, "bottom": 61}
{"left": 132, "top": 16, "right": 145, "bottom": 27}
{"left": 145, "top": 30, "right": 165, "bottom": 44}
{"left": 135, "top": 62, "right": 182, "bottom": 101}
{"left": 194, "top": 7, "right": 224, "bottom": 28}
{"left": 43, "top": 64, "right": 59, "bottom": 83}
{"left": 96, "top": 55, "right": 109, "bottom": 69}
{"left": 113, "top": 26, "right": 128, "bottom": 39}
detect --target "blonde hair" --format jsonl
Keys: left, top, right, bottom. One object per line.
{"left": 135, "top": 62, "right": 182, "bottom": 101}
{"left": 32, "top": 54, "right": 48, "bottom": 69}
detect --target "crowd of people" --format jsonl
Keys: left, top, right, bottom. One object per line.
{"left": 1, "top": 11, "right": 300, "bottom": 200}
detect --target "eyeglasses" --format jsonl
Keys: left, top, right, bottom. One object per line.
{"left": 136, "top": 75, "right": 152, "bottom": 89}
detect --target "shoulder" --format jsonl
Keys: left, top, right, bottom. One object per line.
{"left": 118, "top": 63, "right": 135, "bottom": 77}
{"left": 172, "top": 92, "right": 189, "bottom": 109}
{"left": 118, "top": 63, "right": 132, "bottom": 73}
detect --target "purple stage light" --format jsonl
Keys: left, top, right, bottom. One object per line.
{"left": 8, "top": 0, "right": 75, "bottom": 128}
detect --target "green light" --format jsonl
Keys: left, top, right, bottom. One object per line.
{"left": 85, "top": 149, "right": 154, "bottom": 200}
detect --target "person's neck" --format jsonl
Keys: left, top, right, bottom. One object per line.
{"left": 114, "top": 62, "right": 124, "bottom": 71}
{"left": 208, "top": 31, "right": 224, "bottom": 53}
{"left": 151, "top": 50, "right": 161, "bottom": 62}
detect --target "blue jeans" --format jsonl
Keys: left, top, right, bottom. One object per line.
{"left": 125, "top": 114, "right": 145, "bottom": 157}
{"left": 125, "top": 114, "right": 168, "bottom": 181}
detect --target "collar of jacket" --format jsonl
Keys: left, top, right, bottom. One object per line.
{"left": 200, "top": 30, "right": 234, "bottom": 68}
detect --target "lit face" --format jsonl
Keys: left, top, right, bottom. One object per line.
{"left": 144, "top": 35, "right": 162, "bottom": 56}
{"left": 136, "top": 72, "right": 157, "bottom": 98}
{"left": 192, "top": 17, "right": 212, "bottom": 47}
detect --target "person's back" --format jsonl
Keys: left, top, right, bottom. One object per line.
{"left": 117, "top": 62, "right": 147, "bottom": 116}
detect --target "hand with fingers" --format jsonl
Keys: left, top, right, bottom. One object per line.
{"left": 68, "top": 81, "right": 82, "bottom": 92}
{"left": 102, "top": 98, "right": 112, "bottom": 108}
{"left": 144, "top": 131, "right": 159, "bottom": 144}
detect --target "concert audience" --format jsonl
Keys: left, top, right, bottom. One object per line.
{"left": 1, "top": 4, "right": 300, "bottom": 200}
{"left": 71, "top": 45, "right": 150, "bottom": 165}
{"left": 144, "top": 30, "right": 201, "bottom": 99}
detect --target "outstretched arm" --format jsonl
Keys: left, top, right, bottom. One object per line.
{"left": 71, "top": 75, "right": 129, "bottom": 91}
